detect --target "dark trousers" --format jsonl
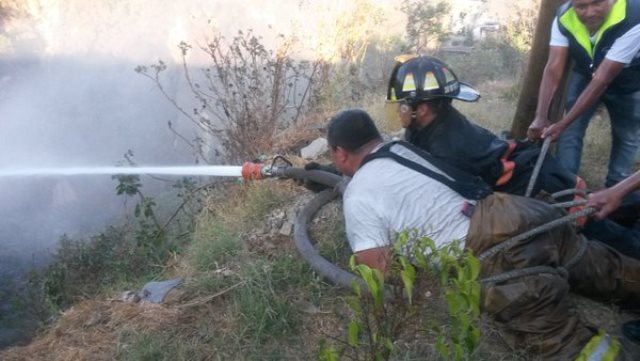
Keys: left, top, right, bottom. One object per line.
{"left": 466, "top": 193, "right": 640, "bottom": 360}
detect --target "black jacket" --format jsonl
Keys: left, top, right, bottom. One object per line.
{"left": 405, "top": 106, "right": 576, "bottom": 197}
{"left": 406, "top": 107, "right": 509, "bottom": 186}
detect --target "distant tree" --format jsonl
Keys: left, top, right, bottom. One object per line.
{"left": 0, "top": 1, "right": 21, "bottom": 51}
{"left": 502, "top": 0, "right": 540, "bottom": 54}
{"left": 401, "top": 0, "right": 451, "bottom": 53}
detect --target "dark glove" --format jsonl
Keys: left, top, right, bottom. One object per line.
{"left": 304, "top": 162, "right": 340, "bottom": 175}
{"left": 298, "top": 162, "right": 341, "bottom": 193}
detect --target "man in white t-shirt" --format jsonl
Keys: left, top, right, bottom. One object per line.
{"left": 528, "top": 0, "right": 640, "bottom": 187}
{"left": 330, "top": 108, "right": 640, "bottom": 360}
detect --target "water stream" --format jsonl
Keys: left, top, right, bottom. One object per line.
{"left": 0, "top": 165, "right": 243, "bottom": 178}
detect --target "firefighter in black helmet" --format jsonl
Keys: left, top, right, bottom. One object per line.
{"left": 386, "top": 54, "right": 565, "bottom": 194}
{"left": 384, "top": 54, "right": 640, "bottom": 260}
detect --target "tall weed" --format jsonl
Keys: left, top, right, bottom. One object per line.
{"left": 136, "top": 30, "right": 319, "bottom": 163}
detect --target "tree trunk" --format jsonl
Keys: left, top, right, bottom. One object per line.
{"left": 510, "top": 0, "right": 569, "bottom": 139}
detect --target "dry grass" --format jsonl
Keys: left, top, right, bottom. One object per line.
{"left": 0, "top": 300, "right": 180, "bottom": 361}
{"left": 579, "top": 107, "right": 613, "bottom": 188}
{"left": 457, "top": 79, "right": 519, "bottom": 135}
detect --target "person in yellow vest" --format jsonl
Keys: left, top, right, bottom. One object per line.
{"left": 528, "top": 0, "right": 640, "bottom": 187}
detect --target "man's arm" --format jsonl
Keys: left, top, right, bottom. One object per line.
{"left": 542, "top": 59, "right": 626, "bottom": 141}
{"left": 588, "top": 171, "right": 640, "bottom": 219}
{"left": 527, "top": 46, "right": 569, "bottom": 141}
{"left": 354, "top": 247, "right": 393, "bottom": 273}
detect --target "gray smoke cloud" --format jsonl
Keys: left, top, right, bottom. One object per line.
{"left": 0, "top": 0, "right": 409, "bottom": 347}
{"left": 0, "top": 0, "right": 319, "bottom": 275}
{"left": 0, "top": 56, "right": 191, "bottom": 272}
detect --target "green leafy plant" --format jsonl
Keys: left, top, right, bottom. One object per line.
{"left": 322, "top": 231, "right": 481, "bottom": 360}
{"left": 113, "top": 172, "right": 167, "bottom": 261}
{"left": 111, "top": 150, "right": 209, "bottom": 263}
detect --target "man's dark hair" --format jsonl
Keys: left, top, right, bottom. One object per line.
{"left": 327, "top": 109, "right": 382, "bottom": 152}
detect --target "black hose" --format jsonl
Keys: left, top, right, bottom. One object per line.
{"left": 280, "top": 168, "right": 342, "bottom": 188}
{"left": 525, "top": 137, "right": 551, "bottom": 197}
{"left": 285, "top": 167, "right": 595, "bottom": 291}
{"left": 283, "top": 168, "right": 366, "bottom": 290}
{"left": 477, "top": 206, "right": 596, "bottom": 262}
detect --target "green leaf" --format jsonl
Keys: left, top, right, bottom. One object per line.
{"left": 349, "top": 255, "right": 357, "bottom": 270}
{"left": 435, "top": 336, "right": 448, "bottom": 359}
{"left": 470, "top": 285, "right": 481, "bottom": 316}
{"left": 414, "top": 250, "right": 429, "bottom": 270}
{"left": 347, "top": 320, "right": 360, "bottom": 347}
{"left": 470, "top": 327, "right": 481, "bottom": 347}
{"left": 394, "top": 231, "right": 408, "bottom": 253}
{"left": 318, "top": 339, "right": 339, "bottom": 361}
{"left": 446, "top": 291, "right": 460, "bottom": 314}
{"left": 459, "top": 293, "right": 471, "bottom": 309}
{"left": 346, "top": 296, "right": 362, "bottom": 314}
{"left": 384, "top": 337, "right": 394, "bottom": 351}
{"left": 468, "top": 254, "right": 480, "bottom": 280}
{"left": 370, "top": 268, "right": 385, "bottom": 308}
{"left": 459, "top": 312, "right": 471, "bottom": 331}
{"left": 400, "top": 260, "right": 416, "bottom": 304}
{"left": 454, "top": 343, "right": 463, "bottom": 361}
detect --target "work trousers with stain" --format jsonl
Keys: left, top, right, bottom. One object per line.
{"left": 466, "top": 193, "right": 640, "bottom": 360}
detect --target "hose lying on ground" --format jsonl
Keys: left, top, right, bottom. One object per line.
{"left": 287, "top": 167, "right": 594, "bottom": 290}
{"left": 284, "top": 168, "right": 367, "bottom": 290}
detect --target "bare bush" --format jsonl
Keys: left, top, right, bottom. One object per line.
{"left": 136, "top": 30, "right": 320, "bottom": 163}
{"left": 135, "top": 2, "right": 404, "bottom": 164}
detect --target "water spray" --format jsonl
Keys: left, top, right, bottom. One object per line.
{"left": 1, "top": 155, "right": 296, "bottom": 180}
{"left": 0, "top": 165, "right": 244, "bottom": 178}
{"left": 0, "top": 155, "right": 340, "bottom": 187}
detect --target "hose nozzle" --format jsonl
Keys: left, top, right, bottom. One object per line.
{"left": 241, "top": 155, "right": 293, "bottom": 180}
{"left": 241, "top": 162, "right": 265, "bottom": 180}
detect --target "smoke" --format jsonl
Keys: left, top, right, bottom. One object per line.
{"left": 0, "top": 0, "right": 408, "bottom": 348}
{"left": 0, "top": 58, "right": 177, "bottom": 275}
{"left": 0, "top": 0, "right": 320, "bottom": 273}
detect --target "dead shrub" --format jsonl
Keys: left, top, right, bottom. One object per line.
{"left": 137, "top": 30, "right": 321, "bottom": 164}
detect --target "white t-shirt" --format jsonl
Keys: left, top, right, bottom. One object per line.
{"left": 550, "top": 18, "right": 640, "bottom": 64}
{"left": 343, "top": 143, "right": 471, "bottom": 253}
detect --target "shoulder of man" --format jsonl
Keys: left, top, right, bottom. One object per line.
{"left": 556, "top": 1, "right": 571, "bottom": 17}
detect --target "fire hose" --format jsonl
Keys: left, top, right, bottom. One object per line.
{"left": 240, "top": 155, "right": 594, "bottom": 290}
{"left": 241, "top": 157, "right": 366, "bottom": 289}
